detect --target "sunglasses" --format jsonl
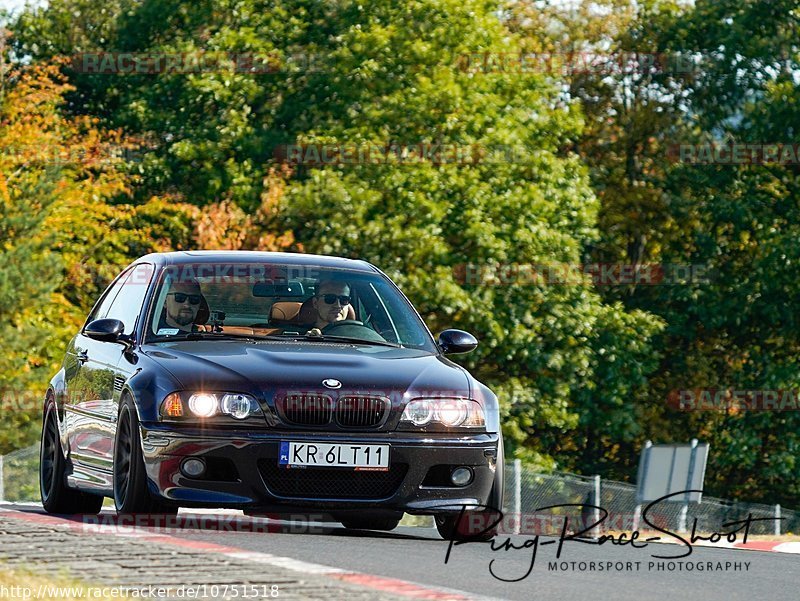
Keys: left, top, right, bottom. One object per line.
{"left": 168, "top": 292, "right": 202, "bottom": 305}
{"left": 319, "top": 294, "right": 351, "bottom": 305}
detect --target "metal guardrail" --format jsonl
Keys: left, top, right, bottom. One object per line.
{"left": 0, "top": 443, "right": 39, "bottom": 504}
{"left": 1, "top": 443, "right": 795, "bottom": 536}
{"left": 501, "top": 462, "right": 795, "bottom": 536}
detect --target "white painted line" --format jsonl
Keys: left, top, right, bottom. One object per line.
{"left": 225, "top": 551, "right": 348, "bottom": 575}
{"left": 773, "top": 542, "right": 800, "bottom": 554}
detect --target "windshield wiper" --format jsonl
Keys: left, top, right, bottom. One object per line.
{"left": 305, "top": 334, "right": 402, "bottom": 348}
{"left": 160, "top": 332, "right": 257, "bottom": 342}
{"left": 201, "top": 331, "right": 402, "bottom": 348}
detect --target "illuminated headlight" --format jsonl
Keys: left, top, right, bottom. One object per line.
{"left": 188, "top": 393, "right": 218, "bottom": 417}
{"left": 401, "top": 399, "right": 484, "bottom": 428}
{"left": 221, "top": 393, "right": 255, "bottom": 420}
{"left": 435, "top": 399, "right": 470, "bottom": 426}
{"left": 162, "top": 392, "right": 261, "bottom": 419}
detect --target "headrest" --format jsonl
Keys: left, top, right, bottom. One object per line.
{"left": 270, "top": 301, "right": 303, "bottom": 323}
{"left": 194, "top": 296, "right": 210, "bottom": 325}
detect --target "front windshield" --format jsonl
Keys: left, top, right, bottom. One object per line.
{"left": 144, "top": 262, "right": 437, "bottom": 352}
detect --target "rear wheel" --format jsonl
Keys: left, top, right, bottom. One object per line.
{"left": 435, "top": 437, "right": 505, "bottom": 541}
{"left": 40, "top": 400, "right": 103, "bottom": 514}
{"left": 339, "top": 511, "right": 402, "bottom": 531}
{"left": 113, "top": 395, "right": 176, "bottom": 515}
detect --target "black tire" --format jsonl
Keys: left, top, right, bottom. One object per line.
{"left": 40, "top": 400, "right": 104, "bottom": 515}
{"left": 113, "top": 394, "right": 176, "bottom": 515}
{"left": 340, "top": 511, "right": 402, "bottom": 531}
{"left": 435, "top": 436, "right": 505, "bottom": 541}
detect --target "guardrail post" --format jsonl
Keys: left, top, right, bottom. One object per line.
{"left": 513, "top": 459, "right": 521, "bottom": 535}
{"left": 678, "top": 504, "right": 689, "bottom": 533}
{"left": 775, "top": 504, "right": 782, "bottom": 537}
{"left": 632, "top": 504, "right": 642, "bottom": 531}
{"left": 0, "top": 454, "right": 4, "bottom": 503}
{"left": 677, "top": 438, "right": 698, "bottom": 534}
{"left": 592, "top": 475, "right": 601, "bottom": 538}
{"left": 678, "top": 503, "right": 688, "bottom": 533}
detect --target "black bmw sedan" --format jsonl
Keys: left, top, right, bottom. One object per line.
{"left": 40, "top": 251, "right": 503, "bottom": 539}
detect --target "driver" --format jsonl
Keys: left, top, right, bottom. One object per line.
{"left": 310, "top": 279, "right": 351, "bottom": 330}
{"left": 158, "top": 278, "right": 204, "bottom": 333}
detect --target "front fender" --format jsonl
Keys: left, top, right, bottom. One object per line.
{"left": 44, "top": 372, "right": 69, "bottom": 460}
{"left": 472, "top": 379, "right": 500, "bottom": 434}
{"left": 123, "top": 357, "right": 183, "bottom": 423}
{"left": 47, "top": 368, "right": 67, "bottom": 419}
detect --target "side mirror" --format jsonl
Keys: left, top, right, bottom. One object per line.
{"left": 84, "top": 318, "right": 125, "bottom": 343}
{"left": 437, "top": 329, "right": 478, "bottom": 354}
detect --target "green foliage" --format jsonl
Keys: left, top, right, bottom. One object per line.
{"left": 0, "top": 61, "right": 198, "bottom": 454}
{"left": 505, "top": 0, "right": 800, "bottom": 503}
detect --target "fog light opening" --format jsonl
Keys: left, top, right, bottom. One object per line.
{"left": 450, "top": 466, "right": 473, "bottom": 486}
{"left": 181, "top": 458, "right": 206, "bottom": 478}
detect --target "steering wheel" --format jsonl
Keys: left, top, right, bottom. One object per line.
{"left": 321, "top": 319, "right": 365, "bottom": 333}
{"left": 322, "top": 319, "right": 388, "bottom": 342}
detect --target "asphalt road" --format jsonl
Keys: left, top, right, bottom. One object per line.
{"left": 163, "top": 513, "right": 797, "bottom": 600}
{"left": 2, "top": 505, "right": 796, "bottom": 601}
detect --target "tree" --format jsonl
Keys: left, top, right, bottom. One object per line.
{"left": 0, "top": 62, "right": 129, "bottom": 451}
{"left": 0, "top": 60, "right": 204, "bottom": 453}
{"left": 509, "top": 0, "right": 800, "bottom": 503}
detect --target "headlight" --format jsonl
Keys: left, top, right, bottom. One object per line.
{"left": 400, "top": 399, "right": 485, "bottom": 428}
{"left": 221, "top": 393, "right": 254, "bottom": 420}
{"left": 188, "top": 393, "right": 218, "bottom": 417}
{"left": 435, "top": 399, "right": 469, "bottom": 426}
{"left": 161, "top": 392, "right": 262, "bottom": 420}
{"left": 404, "top": 399, "right": 433, "bottom": 425}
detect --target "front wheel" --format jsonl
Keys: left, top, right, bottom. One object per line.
{"left": 113, "top": 395, "right": 176, "bottom": 515}
{"left": 435, "top": 437, "right": 505, "bottom": 541}
{"left": 40, "top": 400, "right": 103, "bottom": 514}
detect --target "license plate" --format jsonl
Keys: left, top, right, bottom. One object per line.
{"left": 279, "top": 441, "right": 390, "bottom": 469}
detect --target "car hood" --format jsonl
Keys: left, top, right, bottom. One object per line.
{"left": 142, "top": 340, "right": 472, "bottom": 399}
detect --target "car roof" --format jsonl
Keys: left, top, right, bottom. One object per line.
{"left": 136, "top": 251, "right": 378, "bottom": 273}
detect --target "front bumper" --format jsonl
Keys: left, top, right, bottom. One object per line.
{"left": 140, "top": 423, "right": 499, "bottom": 515}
